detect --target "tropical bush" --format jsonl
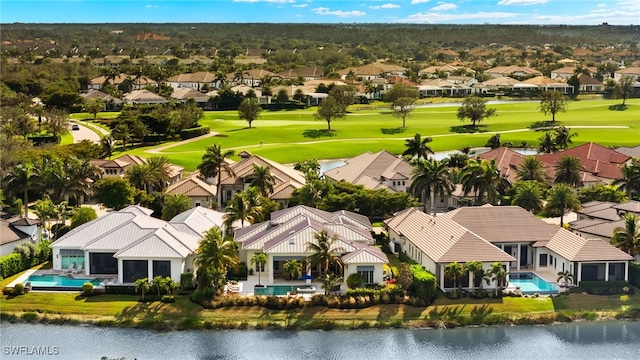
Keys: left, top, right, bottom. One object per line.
{"left": 408, "top": 264, "right": 438, "bottom": 302}
{"left": 0, "top": 253, "right": 25, "bottom": 278}
{"left": 629, "top": 262, "right": 640, "bottom": 287}
{"left": 13, "top": 283, "right": 24, "bottom": 295}
{"left": 346, "top": 273, "right": 365, "bottom": 289}
{"left": 180, "top": 126, "right": 210, "bottom": 140}
{"left": 180, "top": 273, "right": 194, "bottom": 290}
{"left": 568, "top": 280, "right": 633, "bottom": 295}
{"left": 161, "top": 295, "right": 175, "bottom": 303}
{"left": 82, "top": 282, "right": 94, "bottom": 296}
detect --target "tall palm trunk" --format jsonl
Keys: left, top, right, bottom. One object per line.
{"left": 23, "top": 189, "right": 29, "bottom": 218}
{"left": 217, "top": 170, "right": 222, "bottom": 211}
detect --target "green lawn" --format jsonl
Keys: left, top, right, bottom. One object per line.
{"left": 118, "top": 98, "right": 640, "bottom": 171}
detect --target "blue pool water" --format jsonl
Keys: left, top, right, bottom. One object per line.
{"left": 509, "top": 272, "right": 558, "bottom": 294}
{"left": 254, "top": 285, "right": 313, "bottom": 296}
{"left": 25, "top": 275, "right": 103, "bottom": 288}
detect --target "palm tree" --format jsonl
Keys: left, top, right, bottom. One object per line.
{"left": 134, "top": 278, "right": 149, "bottom": 301}
{"left": 553, "top": 126, "right": 578, "bottom": 151}
{"left": 151, "top": 276, "right": 166, "bottom": 297}
{"left": 112, "top": 123, "right": 132, "bottom": 150}
{"left": 306, "top": 230, "right": 345, "bottom": 277}
{"left": 487, "top": 262, "right": 509, "bottom": 296}
{"left": 556, "top": 270, "right": 574, "bottom": 288}
{"left": 318, "top": 273, "right": 343, "bottom": 295}
{"left": 100, "top": 135, "right": 115, "bottom": 159}
{"left": 403, "top": 133, "right": 434, "bottom": 160}
{"left": 515, "top": 156, "right": 548, "bottom": 184}
{"left": 62, "top": 159, "right": 100, "bottom": 204}
{"left": 461, "top": 158, "right": 511, "bottom": 205}
{"left": 544, "top": 183, "right": 581, "bottom": 227}
{"left": 193, "top": 227, "right": 239, "bottom": 291}
{"left": 611, "top": 213, "right": 640, "bottom": 257}
{"left": 4, "top": 163, "right": 36, "bottom": 217}
{"left": 127, "top": 164, "right": 154, "bottom": 193}
{"left": 537, "top": 132, "right": 558, "bottom": 154}
{"left": 283, "top": 260, "right": 303, "bottom": 281}
{"left": 512, "top": 180, "right": 545, "bottom": 213}
{"left": 250, "top": 164, "right": 275, "bottom": 196}
{"left": 613, "top": 159, "right": 640, "bottom": 200}
{"left": 250, "top": 252, "right": 268, "bottom": 286}
{"left": 554, "top": 155, "right": 584, "bottom": 188}
{"left": 197, "top": 144, "right": 235, "bottom": 210}
{"left": 410, "top": 158, "right": 453, "bottom": 215}
{"left": 444, "top": 262, "right": 466, "bottom": 290}
{"left": 224, "top": 190, "right": 261, "bottom": 230}
{"left": 161, "top": 194, "right": 191, "bottom": 220}
{"left": 147, "top": 156, "right": 172, "bottom": 191}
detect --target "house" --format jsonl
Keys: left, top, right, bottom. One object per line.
{"left": 89, "top": 74, "right": 157, "bottom": 91}
{"left": 485, "top": 66, "right": 542, "bottom": 79}
{"left": 91, "top": 154, "right": 183, "bottom": 185}
{"left": 0, "top": 215, "right": 42, "bottom": 256}
{"left": 165, "top": 72, "right": 219, "bottom": 91}
{"left": 338, "top": 63, "right": 406, "bottom": 81}
{"left": 170, "top": 88, "right": 210, "bottom": 107}
{"left": 550, "top": 66, "right": 598, "bottom": 80}
{"left": 576, "top": 74, "right": 604, "bottom": 93}
{"left": 80, "top": 89, "right": 123, "bottom": 111}
{"left": 122, "top": 90, "right": 168, "bottom": 105}
{"left": 50, "top": 205, "right": 225, "bottom": 284}
{"left": 386, "top": 206, "right": 633, "bottom": 290}
{"left": 213, "top": 152, "right": 306, "bottom": 209}
{"left": 537, "top": 142, "right": 631, "bottom": 184}
{"left": 614, "top": 67, "right": 640, "bottom": 82}
{"left": 522, "top": 76, "right": 574, "bottom": 94}
{"left": 276, "top": 67, "right": 324, "bottom": 81}
{"left": 165, "top": 176, "right": 217, "bottom": 209}
{"left": 234, "top": 205, "right": 387, "bottom": 285}
{"left": 475, "top": 147, "right": 526, "bottom": 184}
{"left": 324, "top": 150, "right": 412, "bottom": 193}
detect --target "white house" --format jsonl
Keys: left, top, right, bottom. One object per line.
{"left": 50, "top": 205, "right": 225, "bottom": 284}
{"left": 386, "top": 206, "right": 632, "bottom": 291}
{"left": 234, "top": 205, "right": 388, "bottom": 286}
{"left": 1, "top": 216, "right": 42, "bottom": 256}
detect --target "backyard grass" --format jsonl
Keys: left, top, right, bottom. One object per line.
{"left": 115, "top": 98, "right": 640, "bottom": 170}
{"left": 551, "top": 292, "right": 639, "bottom": 312}
{"left": 59, "top": 132, "right": 74, "bottom": 145}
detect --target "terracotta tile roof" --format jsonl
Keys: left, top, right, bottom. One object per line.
{"left": 537, "top": 142, "right": 630, "bottom": 180}
{"left": 476, "top": 147, "right": 525, "bottom": 183}
{"left": 170, "top": 88, "right": 210, "bottom": 102}
{"left": 616, "top": 67, "right": 640, "bottom": 75}
{"left": 486, "top": 65, "right": 542, "bottom": 76}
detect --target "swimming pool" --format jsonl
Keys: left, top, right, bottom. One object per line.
{"left": 25, "top": 275, "right": 103, "bottom": 289}
{"left": 509, "top": 272, "right": 558, "bottom": 294}
{"left": 254, "top": 285, "right": 314, "bottom": 296}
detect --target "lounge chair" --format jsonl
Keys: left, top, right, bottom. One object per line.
{"left": 76, "top": 264, "right": 83, "bottom": 274}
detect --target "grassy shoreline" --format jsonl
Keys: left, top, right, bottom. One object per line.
{"left": 2, "top": 291, "right": 638, "bottom": 331}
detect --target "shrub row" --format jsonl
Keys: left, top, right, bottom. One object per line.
{"left": 260, "top": 101, "right": 306, "bottom": 110}
{"left": 27, "top": 135, "right": 60, "bottom": 145}
{"left": 180, "top": 126, "right": 210, "bottom": 140}
{"left": 569, "top": 280, "right": 633, "bottom": 295}
{"left": 408, "top": 264, "right": 438, "bottom": 302}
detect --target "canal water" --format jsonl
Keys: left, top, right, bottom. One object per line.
{"left": 1, "top": 321, "right": 639, "bottom": 359}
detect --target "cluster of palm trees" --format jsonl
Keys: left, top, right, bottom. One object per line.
{"left": 126, "top": 156, "right": 172, "bottom": 194}
{"left": 305, "top": 230, "right": 346, "bottom": 295}
{"left": 3, "top": 156, "right": 101, "bottom": 217}
{"left": 444, "top": 261, "right": 509, "bottom": 296}
{"left": 537, "top": 126, "right": 578, "bottom": 154}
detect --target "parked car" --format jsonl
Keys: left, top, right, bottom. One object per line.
{"left": 72, "top": 124, "right": 80, "bottom": 130}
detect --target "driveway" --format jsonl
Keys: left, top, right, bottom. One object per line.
{"left": 70, "top": 121, "right": 110, "bottom": 143}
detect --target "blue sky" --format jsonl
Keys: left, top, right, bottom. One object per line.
{"left": 1, "top": 0, "right": 638, "bottom": 24}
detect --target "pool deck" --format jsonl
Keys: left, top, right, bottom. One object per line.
{"left": 6, "top": 269, "right": 118, "bottom": 290}
{"left": 506, "top": 269, "right": 563, "bottom": 295}
{"left": 234, "top": 273, "right": 334, "bottom": 299}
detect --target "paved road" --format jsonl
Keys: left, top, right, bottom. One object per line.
{"left": 70, "top": 121, "right": 110, "bottom": 143}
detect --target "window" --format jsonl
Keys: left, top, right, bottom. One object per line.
{"left": 539, "top": 254, "right": 548, "bottom": 266}
{"left": 123, "top": 260, "right": 148, "bottom": 283}
{"left": 357, "top": 266, "right": 374, "bottom": 284}
{"left": 89, "top": 252, "right": 118, "bottom": 274}
{"left": 153, "top": 260, "right": 171, "bottom": 278}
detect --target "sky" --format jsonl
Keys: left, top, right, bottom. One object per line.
{"left": 1, "top": 0, "right": 638, "bottom": 25}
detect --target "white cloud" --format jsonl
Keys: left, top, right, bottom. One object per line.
{"left": 431, "top": 3, "right": 457, "bottom": 11}
{"left": 370, "top": 3, "right": 400, "bottom": 10}
{"left": 410, "top": 0, "right": 430, "bottom": 4}
{"left": 292, "top": 3, "right": 308, "bottom": 7}
{"left": 145, "top": 5, "right": 157, "bottom": 8}
{"left": 617, "top": 0, "right": 640, "bottom": 11}
{"left": 403, "top": 11, "right": 518, "bottom": 23}
{"left": 312, "top": 7, "right": 367, "bottom": 17}
{"left": 498, "top": 0, "right": 548, "bottom": 5}
{"left": 597, "top": 3, "right": 606, "bottom": 7}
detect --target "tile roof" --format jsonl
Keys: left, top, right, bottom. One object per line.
{"left": 612, "top": 200, "right": 640, "bottom": 214}
{"left": 166, "top": 71, "right": 217, "bottom": 83}
{"left": 571, "top": 218, "right": 624, "bottom": 238}
{"left": 385, "top": 208, "right": 515, "bottom": 263}
{"left": 170, "top": 88, "right": 210, "bottom": 102}
{"left": 475, "top": 147, "right": 525, "bottom": 183}
{"left": 0, "top": 219, "right": 30, "bottom": 246}
{"left": 537, "top": 142, "right": 630, "bottom": 180}
{"left": 166, "top": 177, "right": 216, "bottom": 197}
{"left": 324, "top": 150, "right": 411, "bottom": 190}
{"left": 615, "top": 145, "right": 640, "bottom": 158}
{"left": 545, "top": 230, "right": 632, "bottom": 261}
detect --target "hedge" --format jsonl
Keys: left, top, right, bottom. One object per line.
{"left": 0, "top": 253, "right": 26, "bottom": 279}
{"left": 180, "top": 126, "right": 210, "bottom": 140}
{"left": 27, "top": 135, "right": 61, "bottom": 145}
{"left": 569, "top": 280, "right": 633, "bottom": 295}
{"left": 408, "top": 264, "right": 438, "bottom": 303}
{"left": 260, "top": 101, "right": 306, "bottom": 110}
{"left": 629, "top": 262, "right": 640, "bottom": 287}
